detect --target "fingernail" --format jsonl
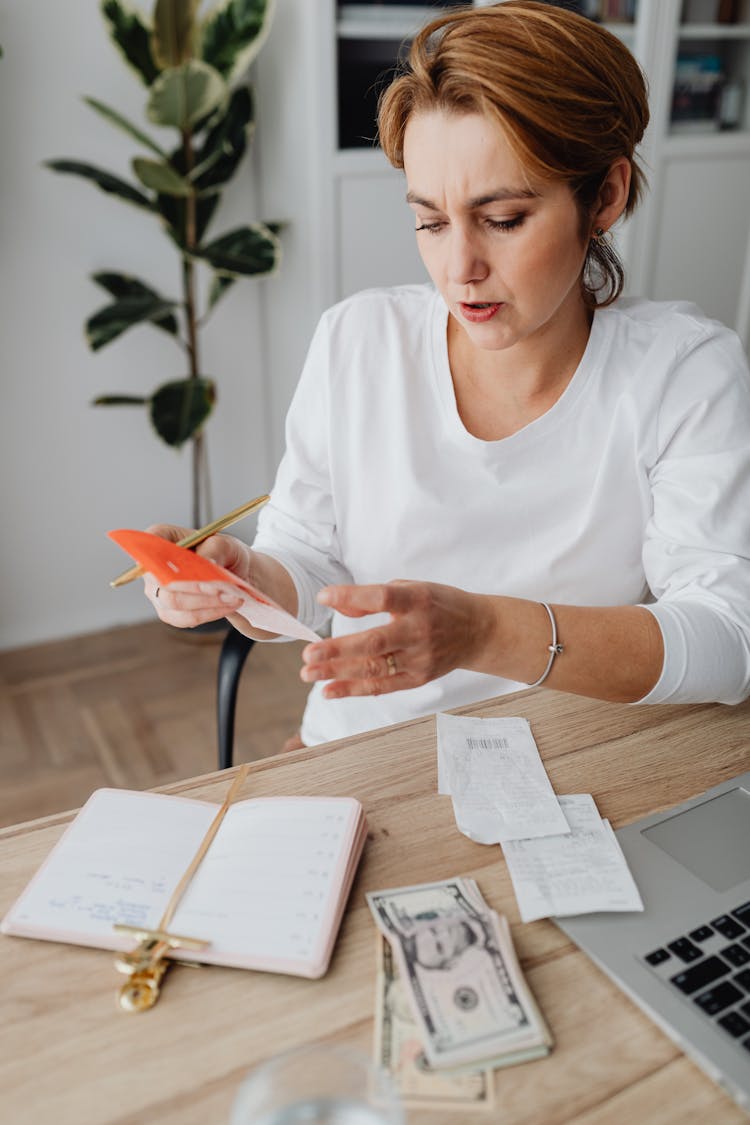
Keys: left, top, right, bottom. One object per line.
{"left": 219, "top": 592, "right": 242, "bottom": 605}
{"left": 317, "top": 589, "right": 333, "bottom": 605}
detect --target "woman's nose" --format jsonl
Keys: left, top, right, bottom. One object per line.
{"left": 447, "top": 229, "right": 489, "bottom": 286}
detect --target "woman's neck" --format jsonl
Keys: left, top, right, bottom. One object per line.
{"left": 446, "top": 299, "right": 593, "bottom": 441}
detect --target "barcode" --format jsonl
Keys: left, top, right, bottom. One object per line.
{"left": 466, "top": 737, "right": 509, "bottom": 750}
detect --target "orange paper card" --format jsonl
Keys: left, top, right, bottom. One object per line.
{"left": 108, "top": 529, "right": 318, "bottom": 643}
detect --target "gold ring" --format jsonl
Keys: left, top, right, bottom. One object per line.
{"left": 386, "top": 653, "right": 397, "bottom": 676}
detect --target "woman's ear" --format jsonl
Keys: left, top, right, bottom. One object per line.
{"left": 592, "top": 157, "right": 631, "bottom": 237}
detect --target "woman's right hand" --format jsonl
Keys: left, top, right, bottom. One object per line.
{"left": 142, "top": 524, "right": 248, "bottom": 630}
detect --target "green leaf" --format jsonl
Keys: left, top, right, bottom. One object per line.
{"left": 200, "top": 0, "right": 274, "bottom": 84}
{"left": 84, "top": 97, "right": 167, "bottom": 158}
{"left": 156, "top": 190, "right": 220, "bottom": 248}
{"left": 192, "top": 85, "right": 254, "bottom": 192}
{"left": 133, "top": 156, "right": 191, "bottom": 197}
{"left": 194, "top": 223, "right": 280, "bottom": 276}
{"left": 152, "top": 0, "right": 199, "bottom": 69}
{"left": 86, "top": 295, "right": 178, "bottom": 351}
{"left": 207, "top": 272, "right": 236, "bottom": 311}
{"left": 45, "top": 159, "right": 155, "bottom": 211}
{"left": 44, "top": 158, "right": 155, "bottom": 211}
{"left": 92, "top": 272, "right": 179, "bottom": 336}
{"left": 93, "top": 394, "right": 149, "bottom": 405}
{"left": 101, "top": 0, "right": 159, "bottom": 86}
{"left": 146, "top": 60, "right": 227, "bottom": 131}
{"left": 150, "top": 377, "right": 215, "bottom": 447}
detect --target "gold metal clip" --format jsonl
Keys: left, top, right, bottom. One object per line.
{"left": 113, "top": 924, "right": 209, "bottom": 1012}
{"left": 111, "top": 765, "right": 249, "bottom": 1012}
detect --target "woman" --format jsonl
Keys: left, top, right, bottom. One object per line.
{"left": 147, "top": 2, "right": 750, "bottom": 748}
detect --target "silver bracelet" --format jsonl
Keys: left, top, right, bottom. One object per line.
{"left": 526, "top": 602, "right": 564, "bottom": 688}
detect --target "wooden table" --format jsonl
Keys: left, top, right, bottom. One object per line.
{"left": 2, "top": 689, "right": 750, "bottom": 1124}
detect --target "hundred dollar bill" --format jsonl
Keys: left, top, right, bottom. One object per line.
{"left": 366, "top": 878, "right": 552, "bottom": 1070}
{"left": 374, "top": 934, "right": 495, "bottom": 1110}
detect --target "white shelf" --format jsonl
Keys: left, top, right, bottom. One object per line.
{"left": 600, "top": 21, "right": 637, "bottom": 44}
{"left": 334, "top": 147, "right": 391, "bottom": 175}
{"left": 664, "top": 129, "right": 750, "bottom": 156}
{"left": 679, "top": 23, "right": 750, "bottom": 38}
{"left": 337, "top": 5, "right": 441, "bottom": 40}
{"left": 337, "top": 6, "right": 636, "bottom": 43}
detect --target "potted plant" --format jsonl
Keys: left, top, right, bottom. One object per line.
{"left": 47, "top": 0, "right": 281, "bottom": 526}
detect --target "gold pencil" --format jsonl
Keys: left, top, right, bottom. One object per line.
{"left": 109, "top": 493, "right": 271, "bottom": 588}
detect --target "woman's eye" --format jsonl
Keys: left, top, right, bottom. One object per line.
{"left": 415, "top": 221, "right": 445, "bottom": 235}
{"left": 485, "top": 215, "right": 525, "bottom": 232}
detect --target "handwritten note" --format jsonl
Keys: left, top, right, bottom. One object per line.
{"left": 436, "top": 713, "right": 570, "bottom": 843}
{"left": 5, "top": 790, "right": 216, "bottom": 943}
{"left": 500, "top": 794, "right": 644, "bottom": 921}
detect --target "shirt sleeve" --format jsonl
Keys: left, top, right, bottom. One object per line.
{"left": 638, "top": 325, "right": 750, "bottom": 704}
{"left": 252, "top": 311, "right": 353, "bottom": 636}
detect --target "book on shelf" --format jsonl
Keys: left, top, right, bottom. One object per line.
{"left": 671, "top": 53, "right": 725, "bottom": 131}
{"left": 579, "top": 0, "right": 637, "bottom": 21}
{"left": 1, "top": 787, "right": 367, "bottom": 979}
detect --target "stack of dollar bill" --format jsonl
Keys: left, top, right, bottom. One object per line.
{"left": 368, "top": 877, "right": 552, "bottom": 1109}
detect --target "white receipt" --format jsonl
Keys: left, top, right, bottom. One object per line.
{"left": 436, "top": 713, "right": 570, "bottom": 844}
{"left": 501, "top": 794, "right": 644, "bottom": 922}
{"left": 209, "top": 581, "right": 318, "bottom": 643}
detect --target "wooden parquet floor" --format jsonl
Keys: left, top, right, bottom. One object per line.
{"left": 0, "top": 621, "right": 310, "bottom": 828}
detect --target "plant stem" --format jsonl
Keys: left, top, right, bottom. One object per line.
{"left": 182, "top": 126, "right": 203, "bottom": 527}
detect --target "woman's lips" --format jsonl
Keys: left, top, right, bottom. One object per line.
{"left": 458, "top": 301, "right": 503, "bottom": 323}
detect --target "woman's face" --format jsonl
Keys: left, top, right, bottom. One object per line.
{"left": 403, "top": 110, "right": 591, "bottom": 354}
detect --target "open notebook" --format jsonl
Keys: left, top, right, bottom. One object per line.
{"left": 1, "top": 788, "right": 367, "bottom": 979}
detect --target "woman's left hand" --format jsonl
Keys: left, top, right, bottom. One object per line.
{"left": 300, "top": 580, "right": 488, "bottom": 698}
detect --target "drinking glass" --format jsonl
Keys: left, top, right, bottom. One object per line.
{"left": 229, "top": 1043, "right": 404, "bottom": 1125}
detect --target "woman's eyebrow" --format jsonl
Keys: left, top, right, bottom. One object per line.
{"left": 406, "top": 187, "right": 540, "bottom": 208}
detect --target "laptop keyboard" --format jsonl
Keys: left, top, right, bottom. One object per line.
{"left": 642, "top": 900, "right": 750, "bottom": 1051}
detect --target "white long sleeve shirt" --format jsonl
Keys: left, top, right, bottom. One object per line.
{"left": 253, "top": 284, "right": 750, "bottom": 746}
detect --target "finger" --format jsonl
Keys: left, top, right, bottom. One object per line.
{"left": 301, "top": 649, "right": 402, "bottom": 685}
{"left": 301, "top": 627, "right": 405, "bottom": 683}
{"left": 195, "top": 533, "right": 248, "bottom": 572}
{"left": 157, "top": 604, "right": 235, "bottom": 630}
{"left": 144, "top": 578, "right": 243, "bottom": 624}
{"left": 145, "top": 577, "right": 242, "bottom": 608}
{"left": 317, "top": 582, "right": 415, "bottom": 618}
{"left": 145, "top": 523, "right": 194, "bottom": 544}
{"left": 144, "top": 525, "right": 247, "bottom": 575}
{"left": 321, "top": 671, "right": 412, "bottom": 700}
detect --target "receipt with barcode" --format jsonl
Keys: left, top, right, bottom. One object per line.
{"left": 436, "top": 713, "right": 570, "bottom": 844}
{"left": 501, "top": 794, "right": 644, "bottom": 921}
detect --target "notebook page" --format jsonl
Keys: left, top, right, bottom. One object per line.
{"left": 1, "top": 789, "right": 218, "bottom": 947}
{"left": 170, "top": 797, "right": 360, "bottom": 970}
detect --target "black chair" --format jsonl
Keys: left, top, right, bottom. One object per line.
{"left": 216, "top": 626, "right": 255, "bottom": 769}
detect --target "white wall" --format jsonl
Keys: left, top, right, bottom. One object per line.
{"left": 0, "top": 0, "right": 275, "bottom": 649}
{"left": 4, "top": 0, "right": 748, "bottom": 652}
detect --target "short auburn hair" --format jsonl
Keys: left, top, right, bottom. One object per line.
{"left": 377, "top": 0, "right": 650, "bottom": 307}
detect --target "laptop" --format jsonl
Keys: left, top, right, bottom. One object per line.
{"left": 555, "top": 770, "right": 750, "bottom": 1112}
